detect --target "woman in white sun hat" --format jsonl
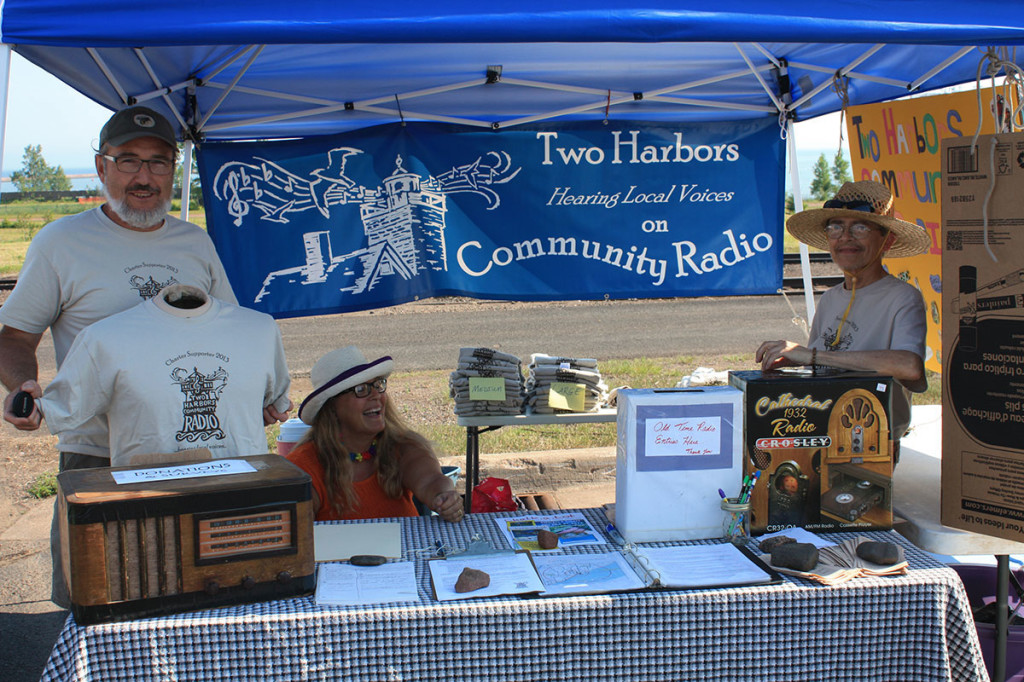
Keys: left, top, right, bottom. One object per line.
{"left": 286, "top": 345, "right": 463, "bottom": 522}
{"left": 755, "top": 180, "right": 931, "bottom": 441}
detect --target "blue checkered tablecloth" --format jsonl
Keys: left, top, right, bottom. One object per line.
{"left": 41, "top": 508, "right": 988, "bottom": 681}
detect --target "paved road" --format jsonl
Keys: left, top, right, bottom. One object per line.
{"left": 277, "top": 294, "right": 807, "bottom": 375}
{"left": 29, "top": 294, "right": 808, "bottom": 381}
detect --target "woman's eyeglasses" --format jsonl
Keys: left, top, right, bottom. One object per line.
{"left": 344, "top": 378, "right": 387, "bottom": 398}
{"left": 823, "top": 222, "right": 886, "bottom": 240}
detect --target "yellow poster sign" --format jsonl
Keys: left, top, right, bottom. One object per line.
{"left": 845, "top": 87, "right": 1006, "bottom": 372}
{"left": 549, "top": 381, "right": 586, "bottom": 412}
{"left": 469, "top": 376, "right": 506, "bottom": 401}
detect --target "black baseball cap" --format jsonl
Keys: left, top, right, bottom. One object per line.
{"left": 99, "top": 106, "right": 177, "bottom": 150}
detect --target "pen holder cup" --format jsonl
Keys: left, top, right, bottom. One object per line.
{"left": 720, "top": 498, "right": 751, "bottom": 544}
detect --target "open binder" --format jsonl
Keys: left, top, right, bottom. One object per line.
{"left": 624, "top": 542, "right": 781, "bottom": 589}
{"left": 531, "top": 542, "right": 781, "bottom": 597}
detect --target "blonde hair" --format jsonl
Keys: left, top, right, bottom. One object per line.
{"left": 306, "top": 393, "right": 436, "bottom": 517}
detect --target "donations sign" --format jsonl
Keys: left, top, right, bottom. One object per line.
{"left": 199, "top": 120, "right": 784, "bottom": 318}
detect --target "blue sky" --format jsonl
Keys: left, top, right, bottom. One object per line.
{"left": 3, "top": 54, "right": 111, "bottom": 172}
{"left": 1, "top": 51, "right": 843, "bottom": 186}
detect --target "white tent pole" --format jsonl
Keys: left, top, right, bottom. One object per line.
{"left": 734, "top": 43, "right": 785, "bottom": 112}
{"left": 0, "top": 46, "right": 11, "bottom": 206}
{"left": 787, "top": 62, "right": 910, "bottom": 88}
{"left": 87, "top": 48, "right": 130, "bottom": 104}
{"left": 789, "top": 44, "right": 886, "bottom": 112}
{"left": 180, "top": 140, "right": 193, "bottom": 223}
{"left": 910, "top": 47, "right": 974, "bottom": 90}
{"left": 787, "top": 119, "right": 816, "bottom": 324}
{"left": 198, "top": 45, "right": 264, "bottom": 131}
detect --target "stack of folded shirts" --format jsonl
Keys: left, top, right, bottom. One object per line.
{"left": 525, "top": 353, "right": 609, "bottom": 414}
{"left": 449, "top": 347, "right": 526, "bottom": 417}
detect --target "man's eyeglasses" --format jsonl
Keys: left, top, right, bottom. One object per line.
{"left": 823, "top": 222, "right": 886, "bottom": 240}
{"left": 100, "top": 154, "right": 174, "bottom": 176}
{"left": 823, "top": 198, "right": 875, "bottom": 213}
{"left": 344, "top": 378, "right": 387, "bottom": 398}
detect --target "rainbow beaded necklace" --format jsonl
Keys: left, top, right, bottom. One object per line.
{"left": 349, "top": 439, "right": 377, "bottom": 462}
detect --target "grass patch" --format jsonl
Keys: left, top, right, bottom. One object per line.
{"left": 27, "top": 471, "right": 58, "bottom": 499}
{"left": 920, "top": 370, "right": 942, "bottom": 406}
{"left": 0, "top": 203, "right": 208, "bottom": 275}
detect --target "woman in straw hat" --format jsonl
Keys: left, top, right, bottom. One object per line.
{"left": 286, "top": 345, "right": 463, "bottom": 522}
{"left": 755, "top": 180, "right": 930, "bottom": 439}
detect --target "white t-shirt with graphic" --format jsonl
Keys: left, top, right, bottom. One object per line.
{"left": 808, "top": 274, "right": 927, "bottom": 438}
{"left": 38, "top": 296, "right": 290, "bottom": 467}
{"left": 0, "top": 206, "right": 237, "bottom": 456}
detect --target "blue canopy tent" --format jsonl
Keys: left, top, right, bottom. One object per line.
{"left": 1, "top": 0, "right": 1023, "bottom": 317}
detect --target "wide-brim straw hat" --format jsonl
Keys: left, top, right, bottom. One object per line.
{"left": 786, "top": 180, "right": 931, "bottom": 258}
{"left": 298, "top": 346, "right": 393, "bottom": 425}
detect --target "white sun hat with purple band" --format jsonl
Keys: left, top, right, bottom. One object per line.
{"left": 298, "top": 346, "right": 394, "bottom": 425}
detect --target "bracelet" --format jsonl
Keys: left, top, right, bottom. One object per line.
{"left": 810, "top": 348, "right": 817, "bottom": 367}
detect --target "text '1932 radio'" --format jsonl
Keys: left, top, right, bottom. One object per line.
{"left": 57, "top": 454, "right": 315, "bottom": 624}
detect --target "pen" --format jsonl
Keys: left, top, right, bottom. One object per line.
{"left": 741, "top": 471, "right": 761, "bottom": 504}
{"left": 718, "top": 488, "right": 727, "bottom": 500}
{"left": 605, "top": 523, "right": 626, "bottom": 546}
{"left": 737, "top": 474, "right": 751, "bottom": 501}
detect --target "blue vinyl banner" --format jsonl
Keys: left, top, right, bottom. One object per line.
{"left": 199, "top": 120, "right": 784, "bottom": 318}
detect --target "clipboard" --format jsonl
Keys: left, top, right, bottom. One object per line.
{"left": 427, "top": 539, "right": 544, "bottom": 601}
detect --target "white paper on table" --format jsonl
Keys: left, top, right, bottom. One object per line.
{"left": 314, "top": 522, "right": 402, "bottom": 562}
{"left": 533, "top": 551, "right": 647, "bottom": 596}
{"left": 630, "top": 543, "right": 774, "bottom": 588}
{"left": 315, "top": 561, "right": 418, "bottom": 606}
{"left": 756, "top": 527, "right": 837, "bottom": 549}
{"left": 428, "top": 552, "right": 545, "bottom": 601}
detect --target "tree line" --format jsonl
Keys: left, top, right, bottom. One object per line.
{"left": 786, "top": 150, "right": 853, "bottom": 212}
{"left": 5, "top": 144, "right": 203, "bottom": 206}
{"left": 13, "top": 142, "right": 852, "bottom": 209}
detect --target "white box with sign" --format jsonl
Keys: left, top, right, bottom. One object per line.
{"left": 615, "top": 387, "right": 744, "bottom": 542}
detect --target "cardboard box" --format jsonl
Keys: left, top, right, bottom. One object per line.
{"left": 615, "top": 387, "right": 743, "bottom": 542}
{"left": 728, "top": 370, "right": 894, "bottom": 535}
{"left": 941, "top": 132, "right": 1024, "bottom": 542}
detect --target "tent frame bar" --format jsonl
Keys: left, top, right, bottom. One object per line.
{"left": 76, "top": 39, "right": 976, "bottom": 139}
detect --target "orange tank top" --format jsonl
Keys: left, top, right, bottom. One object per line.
{"left": 286, "top": 441, "right": 419, "bottom": 521}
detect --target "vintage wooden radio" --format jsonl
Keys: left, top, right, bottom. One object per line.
{"left": 729, "top": 368, "right": 894, "bottom": 535}
{"left": 57, "top": 454, "right": 315, "bottom": 624}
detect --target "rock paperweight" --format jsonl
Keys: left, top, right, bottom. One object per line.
{"left": 856, "top": 541, "right": 901, "bottom": 565}
{"left": 537, "top": 529, "right": 559, "bottom": 549}
{"left": 771, "top": 542, "right": 819, "bottom": 572}
{"left": 454, "top": 567, "right": 491, "bottom": 593}
{"left": 758, "top": 535, "right": 796, "bottom": 553}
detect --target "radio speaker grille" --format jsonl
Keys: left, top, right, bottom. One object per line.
{"left": 104, "top": 516, "right": 182, "bottom": 602}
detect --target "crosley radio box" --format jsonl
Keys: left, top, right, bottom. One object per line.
{"left": 615, "top": 386, "right": 743, "bottom": 542}
{"left": 58, "top": 454, "right": 315, "bottom": 625}
{"left": 941, "top": 132, "right": 1024, "bottom": 543}
{"left": 728, "top": 370, "right": 894, "bottom": 535}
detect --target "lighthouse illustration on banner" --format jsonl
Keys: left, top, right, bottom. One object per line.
{"left": 212, "top": 147, "right": 520, "bottom": 304}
